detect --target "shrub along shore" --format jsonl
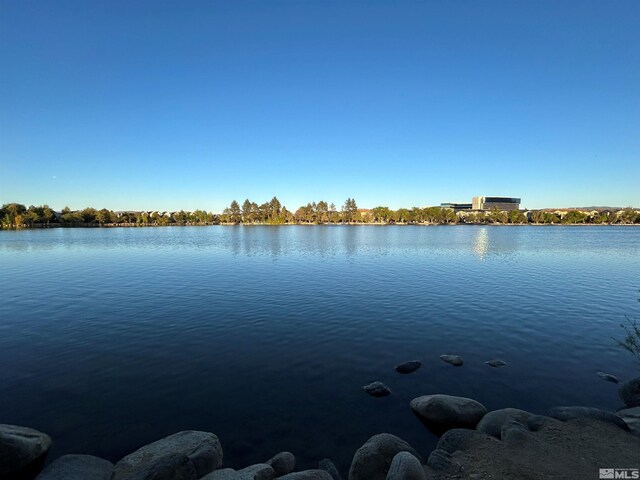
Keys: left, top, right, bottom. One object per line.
{"left": 1, "top": 198, "right": 639, "bottom": 229}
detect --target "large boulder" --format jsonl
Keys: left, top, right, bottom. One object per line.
{"left": 617, "top": 407, "right": 640, "bottom": 437}
{"left": 348, "top": 433, "right": 421, "bottom": 480}
{"left": 235, "top": 464, "right": 275, "bottom": 480}
{"left": 266, "top": 452, "right": 295, "bottom": 476}
{"left": 410, "top": 395, "right": 487, "bottom": 434}
{"left": 386, "top": 451, "right": 425, "bottom": 480}
{"left": 318, "top": 459, "right": 342, "bottom": 480}
{"left": 547, "top": 407, "right": 629, "bottom": 432}
{"left": 112, "top": 430, "right": 222, "bottom": 480}
{"left": 278, "top": 471, "right": 333, "bottom": 479}
{"left": 436, "top": 429, "right": 478, "bottom": 454}
{"left": 35, "top": 455, "right": 113, "bottom": 480}
{"left": 426, "top": 450, "right": 456, "bottom": 472}
{"left": 619, "top": 377, "right": 640, "bottom": 408}
{"left": 0, "top": 424, "right": 52, "bottom": 480}
{"left": 476, "top": 408, "right": 532, "bottom": 439}
{"left": 200, "top": 469, "right": 237, "bottom": 480}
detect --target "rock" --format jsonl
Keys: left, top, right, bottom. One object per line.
{"left": 617, "top": 407, "right": 640, "bottom": 437}
{"left": 200, "top": 468, "right": 237, "bottom": 480}
{"left": 266, "top": 451, "right": 295, "bottom": 476}
{"left": 363, "top": 381, "right": 392, "bottom": 397}
{"left": 35, "top": 455, "right": 113, "bottom": 480}
{"left": 596, "top": 372, "right": 619, "bottom": 383}
{"left": 526, "top": 415, "right": 561, "bottom": 432}
{"left": 619, "top": 377, "right": 640, "bottom": 407}
{"left": 236, "top": 463, "right": 275, "bottom": 480}
{"left": 436, "top": 429, "right": 478, "bottom": 454}
{"left": 348, "top": 433, "right": 422, "bottom": 480}
{"left": 500, "top": 419, "right": 530, "bottom": 445}
{"left": 476, "top": 408, "right": 532, "bottom": 439}
{"left": 426, "top": 449, "right": 455, "bottom": 472}
{"left": 547, "top": 407, "right": 629, "bottom": 431}
{"left": 318, "top": 459, "right": 342, "bottom": 480}
{"left": 439, "top": 355, "right": 463, "bottom": 367}
{"left": 485, "top": 360, "right": 507, "bottom": 368}
{"left": 112, "top": 430, "right": 222, "bottom": 480}
{"left": 278, "top": 471, "right": 334, "bottom": 480}
{"left": 0, "top": 424, "right": 52, "bottom": 479}
{"left": 410, "top": 395, "right": 487, "bottom": 434}
{"left": 395, "top": 361, "right": 422, "bottom": 374}
{"left": 386, "top": 451, "right": 426, "bottom": 480}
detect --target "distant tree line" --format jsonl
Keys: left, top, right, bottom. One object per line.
{"left": 1, "top": 200, "right": 639, "bottom": 229}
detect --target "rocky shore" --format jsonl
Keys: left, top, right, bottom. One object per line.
{"left": 2, "top": 376, "right": 639, "bottom": 480}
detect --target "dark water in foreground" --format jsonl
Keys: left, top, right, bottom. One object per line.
{"left": 1, "top": 226, "right": 639, "bottom": 471}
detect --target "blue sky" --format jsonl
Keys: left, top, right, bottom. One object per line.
{"left": 1, "top": 1, "right": 638, "bottom": 212}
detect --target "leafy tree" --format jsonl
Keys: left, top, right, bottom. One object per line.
{"left": 229, "top": 200, "right": 242, "bottom": 224}
{"left": 342, "top": 198, "right": 358, "bottom": 223}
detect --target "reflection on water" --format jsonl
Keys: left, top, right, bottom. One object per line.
{"left": 0, "top": 226, "right": 639, "bottom": 472}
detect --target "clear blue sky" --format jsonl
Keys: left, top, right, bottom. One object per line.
{"left": 1, "top": 1, "right": 638, "bottom": 212}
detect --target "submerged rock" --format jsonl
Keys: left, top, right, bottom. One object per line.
{"left": 439, "top": 355, "right": 463, "bottom": 367}
{"left": 386, "top": 451, "right": 425, "bottom": 480}
{"left": 547, "top": 407, "right": 629, "bottom": 431}
{"left": 485, "top": 359, "right": 507, "bottom": 368}
{"left": 318, "top": 459, "right": 342, "bottom": 480}
{"left": 476, "top": 408, "right": 532, "bottom": 439}
{"left": 410, "top": 395, "right": 487, "bottom": 434}
{"left": 266, "top": 451, "right": 295, "bottom": 476}
{"left": 596, "top": 372, "right": 619, "bottom": 383}
{"left": 395, "top": 361, "right": 422, "bottom": 374}
{"left": 348, "top": 433, "right": 421, "bottom": 480}
{"left": 617, "top": 407, "right": 640, "bottom": 437}
{"left": 0, "top": 424, "right": 52, "bottom": 480}
{"left": 112, "top": 430, "right": 222, "bottom": 480}
{"left": 363, "top": 381, "right": 392, "bottom": 397}
{"left": 619, "top": 377, "right": 640, "bottom": 407}
{"left": 35, "top": 455, "right": 113, "bottom": 480}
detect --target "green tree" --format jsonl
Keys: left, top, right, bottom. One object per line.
{"left": 342, "top": 198, "right": 357, "bottom": 223}
{"left": 229, "top": 200, "right": 242, "bottom": 224}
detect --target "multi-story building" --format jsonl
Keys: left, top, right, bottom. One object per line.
{"left": 440, "top": 203, "right": 473, "bottom": 212}
{"left": 472, "top": 196, "right": 521, "bottom": 211}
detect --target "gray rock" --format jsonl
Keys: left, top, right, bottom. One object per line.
{"left": 485, "top": 360, "right": 507, "bottom": 368}
{"left": 395, "top": 361, "right": 422, "bottom": 374}
{"left": 113, "top": 430, "right": 222, "bottom": 480}
{"left": 386, "top": 451, "right": 425, "bottom": 480}
{"left": 596, "top": 371, "right": 619, "bottom": 383}
{"left": 476, "top": 408, "right": 532, "bottom": 439}
{"left": 363, "top": 381, "right": 392, "bottom": 397}
{"left": 0, "top": 424, "right": 52, "bottom": 479}
{"left": 348, "top": 433, "right": 422, "bottom": 480}
{"left": 200, "top": 468, "right": 237, "bottom": 480}
{"left": 526, "top": 415, "right": 561, "bottom": 432}
{"left": 500, "top": 419, "right": 530, "bottom": 445}
{"left": 35, "top": 455, "right": 113, "bottom": 480}
{"left": 439, "top": 355, "right": 463, "bottom": 367}
{"left": 410, "top": 395, "right": 487, "bottom": 434}
{"left": 318, "top": 459, "right": 342, "bottom": 480}
{"left": 617, "top": 407, "right": 640, "bottom": 437}
{"left": 426, "top": 449, "right": 455, "bottom": 472}
{"left": 547, "top": 407, "right": 629, "bottom": 431}
{"left": 619, "top": 377, "right": 640, "bottom": 407}
{"left": 267, "top": 451, "right": 295, "bottom": 476}
{"left": 278, "top": 470, "right": 334, "bottom": 480}
{"left": 235, "top": 463, "right": 275, "bottom": 480}
{"left": 436, "top": 429, "right": 477, "bottom": 454}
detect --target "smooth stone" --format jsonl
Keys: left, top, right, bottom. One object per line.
{"left": 0, "top": 424, "right": 52, "bottom": 479}
{"left": 363, "top": 381, "right": 392, "bottom": 397}
{"left": 439, "top": 355, "right": 463, "bottom": 367}
{"left": 386, "top": 451, "right": 426, "bottom": 480}
{"left": 236, "top": 463, "right": 275, "bottom": 480}
{"left": 35, "top": 455, "right": 113, "bottom": 480}
{"left": 617, "top": 407, "right": 640, "bottom": 437}
{"left": 410, "top": 395, "right": 487, "bottom": 434}
{"left": 426, "top": 449, "right": 455, "bottom": 472}
{"left": 200, "top": 468, "right": 237, "bottom": 480}
{"left": 526, "top": 415, "right": 561, "bottom": 432}
{"left": 500, "top": 420, "right": 530, "bottom": 445}
{"left": 266, "top": 451, "right": 295, "bottom": 476}
{"left": 395, "top": 361, "right": 422, "bottom": 374}
{"left": 318, "top": 459, "right": 342, "bottom": 480}
{"left": 596, "top": 372, "right": 619, "bottom": 383}
{"left": 113, "top": 430, "right": 222, "bottom": 480}
{"left": 348, "top": 433, "right": 422, "bottom": 480}
{"left": 436, "top": 429, "right": 478, "bottom": 454}
{"left": 485, "top": 360, "right": 507, "bottom": 368}
{"left": 619, "top": 377, "right": 640, "bottom": 407}
{"left": 278, "top": 470, "right": 334, "bottom": 479}
{"left": 547, "top": 407, "right": 629, "bottom": 431}
{"left": 476, "top": 408, "right": 532, "bottom": 439}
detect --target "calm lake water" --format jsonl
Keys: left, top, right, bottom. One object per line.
{"left": 1, "top": 226, "right": 639, "bottom": 471}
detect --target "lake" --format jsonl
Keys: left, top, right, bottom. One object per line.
{"left": 0, "top": 225, "right": 638, "bottom": 472}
